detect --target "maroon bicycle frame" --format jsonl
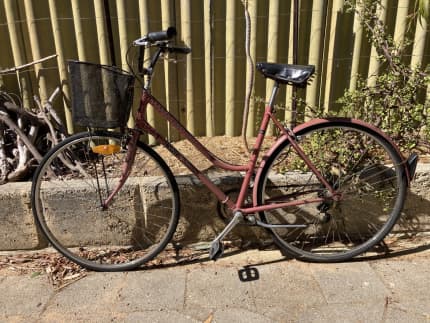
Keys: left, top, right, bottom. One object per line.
{"left": 112, "top": 87, "right": 334, "bottom": 216}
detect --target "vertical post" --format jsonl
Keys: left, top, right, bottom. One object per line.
{"left": 48, "top": 0, "right": 74, "bottom": 133}
{"left": 71, "top": 1, "right": 87, "bottom": 61}
{"left": 4, "top": 0, "right": 31, "bottom": 108}
{"left": 116, "top": 1, "right": 128, "bottom": 71}
{"left": 285, "top": 0, "right": 295, "bottom": 126}
{"left": 410, "top": 14, "right": 427, "bottom": 68}
{"left": 94, "top": 0, "right": 110, "bottom": 65}
{"left": 245, "top": 0, "right": 258, "bottom": 137}
{"left": 181, "top": 0, "right": 195, "bottom": 134}
{"left": 23, "top": 0, "right": 49, "bottom": 103}
{"left": 204, "top": 0, "right": 214, "bottom": 136}
{"left": 265, "top": 0, "right": 279, "bottom": 135}
{"left": 323, "top": 0, "right": 344, "bottom": 112}
{"left": 225, "top": 0, "right": 236, "bottom": 136}
{"left": 349, "top": 5, "right": 363, "bottom": 92}
{"left": 393, "top": 0, "right": 410, "bottom": 45}
{"left": 367, "top": 0, "right": 388, "bottom": 87}
{"left": 138, "top": 0, "right": 153, "bottom": 143}
{"left": 290, "top": 0, "right": 299, "bottom": 127}
{"left": 305, "top": 0, "right": 325, "bottom": 118}
{"left": 161, "top": 0, "right": 179, "bottom": 141}
{"left": 116, "top": 0, "right": 134, "bottom": 127}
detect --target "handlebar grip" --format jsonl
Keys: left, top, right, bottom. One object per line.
{"left": 146, "top": 27, "right": 177, "bottom": 42}
{"left": 167, "top": 46, "right": 191, "bottom": 55}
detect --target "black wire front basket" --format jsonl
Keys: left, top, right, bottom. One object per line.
{"left": 68, "top": 60, "right": 135, "bottom": 128}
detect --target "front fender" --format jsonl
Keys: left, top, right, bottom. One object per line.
{"left": 252, "top": 118, "right": 411, "bottom": 205}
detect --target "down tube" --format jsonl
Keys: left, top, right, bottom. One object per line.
{"left": 136, "top": 91, "right": 237, "bottom": 210}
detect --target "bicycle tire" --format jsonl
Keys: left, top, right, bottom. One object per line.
{"left": 256, "top": 121, "right": 408, "bottom": 262}
{"left": 31, "top": 131, "right": 180, "bottom": 271}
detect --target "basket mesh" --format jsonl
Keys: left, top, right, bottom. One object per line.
{"left": 68, "top": 61, "right": 134, "bottom": 128}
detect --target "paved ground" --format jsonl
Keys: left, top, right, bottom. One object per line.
{"left": 0, "top": 245, "right": 429, "bottom": 323}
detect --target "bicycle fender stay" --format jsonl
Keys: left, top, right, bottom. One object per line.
{"left": 252, "top": 117, "right": 413, "bottom": 205}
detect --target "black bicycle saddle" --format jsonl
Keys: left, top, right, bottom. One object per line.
{"left": 256, "top": 62, "right": 315, "bottom": 87}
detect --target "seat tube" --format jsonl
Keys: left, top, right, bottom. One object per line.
{"left": 237, "top": 83, "right": 280, "bottom": 208}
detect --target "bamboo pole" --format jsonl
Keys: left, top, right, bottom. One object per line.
{"left": 23, "top": 0, "right": 49, "bottom": 104}
{"left": 306, "top": 0, "right": 325, "bottom": 118}
{"left": 204, "top": 0, "right": 214, "bottom": 136}
{"left": 180, "top": 0, "right": 195, "bottom": 134}
{"left": 94, "top": 0, "right": 110, "bottom": 65}
{"left": 4, "top": 0, "right": 31, "bottom": 108}
{"left": 138, "top": 0, "right": 154, "bottom": 143}
{"left": 161, "top": 0, "right": 179, "bottom": 140}
{"left": 367, "top": 0, "right": 388, "bottom": 87}
{"left": 410, "top": 16, "right": 428, "bottom": 68}
{"left": 393, "top": 0, "right": 410, "bottom": 45}
{"left": 71, "top": 0, "right": 87, "bottom": 61}
{"left": 265, "top": 0, "right": 279, "bottom": 136}
{"left": 323, "top": 0, "right": 343, "bottom": 112}
{"left": 349, "top": 5, "right": 363, "bottom": 91}
{"left": 48, "top": 0, "right": 74, "bottom": 133}
{"left": 116, "top": 1, "right": 129, "bottom": 71}
{"left": 285, "top": 0, "right": 295, "bottom": 126}
{"left": 245, "top": 0, "right": 257, "bottom": 137}
{"left": 225, "top": 0, "right": 236, "bottom": 136}
{"left": 116, "top": 0, "right": 135, "bottom": 127}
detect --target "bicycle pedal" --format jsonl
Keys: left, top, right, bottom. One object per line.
{"left": 209, "top": 240, "right": 224, "bottom": 261}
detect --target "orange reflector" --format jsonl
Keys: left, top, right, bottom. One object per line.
{"left": 92, "top": 144, "right": 121, "bottom": 155}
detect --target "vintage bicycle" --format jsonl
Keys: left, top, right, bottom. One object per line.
{"left": 31, "top": 27, "right": 418, "bottom": 271}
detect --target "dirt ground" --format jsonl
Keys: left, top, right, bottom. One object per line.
{"left": 152, "top": 136, "right": 276, "bottom": 175}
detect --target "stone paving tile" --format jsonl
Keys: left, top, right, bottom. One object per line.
{"left": 0, "top": 275, "right": 53, "bottom": 317}
{"left": 296, "top": 301, "right": 386, "bottom": 323}
{"left": 310, "top": 262, "right": 389, "bottom": 304}
{"left": 185, "top": 265, "right": 255, "bottom": 312}
{"left": 124, "top": 310, "right": 199, "bottom": 323}
{"left": 213, "top": 308, "right": 274, "bottom": 323}
{"left": 0, "top": 315, "right": 38, "bottom": 323}
{"left": 248, "top": 261, "right": 326, "bottom": 322}
{"left": 42, "top": 272, "right": 125, "bottom": 316}
{"left": 39, "top": 312, "right": 125, "bottom": 322}
{"left": 114, "top": 268, "right": 187, "bottom": 312}
{"left": 371, "top": 259, "right": 430, "bottom": 320}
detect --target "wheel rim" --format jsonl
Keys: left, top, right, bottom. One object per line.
{"left": 33, "top": 133, "right": 179, "bottom": 270}
{"left": 258, "top": 124, "right": 406, "bottom": 261}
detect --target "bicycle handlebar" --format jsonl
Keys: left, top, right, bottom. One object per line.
{"left": 133, "top": 26, "right": 177, "bottom": 46}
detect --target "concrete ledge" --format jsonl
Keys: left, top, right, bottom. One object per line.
{"left": 0, "top": 165, "right": 429, "bottom": 251}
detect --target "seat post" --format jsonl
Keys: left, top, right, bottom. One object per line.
{"left": 268, "top": 82, "right": 280, "bottom": 112}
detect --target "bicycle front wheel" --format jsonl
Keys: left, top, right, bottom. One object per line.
{"left": 31, "top": 131, "right": 180, "bottom": 271}
{"left": 257, "top": 121, "right": 408, "bottom": 262}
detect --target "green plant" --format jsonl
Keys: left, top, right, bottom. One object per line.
{"left": 339, "top": 0, "right": 430, "bottom": 153}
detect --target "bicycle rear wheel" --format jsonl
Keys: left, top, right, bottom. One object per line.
{"left": 31, "top": 131, "right": 180, "bottom": 271}
{"left": 257, "top": 121, "right": 408, "bottom": 262}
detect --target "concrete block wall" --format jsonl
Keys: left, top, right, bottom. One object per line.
{"left": 0, "top": 166, "right": 429, "bottom": 251}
